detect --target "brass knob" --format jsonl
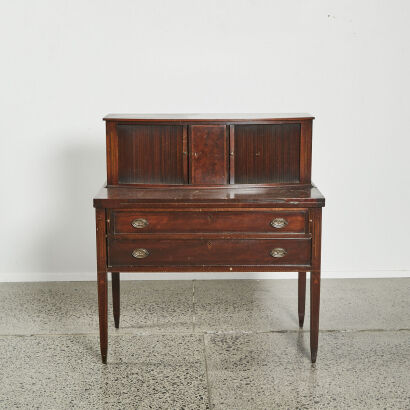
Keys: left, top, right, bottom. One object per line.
{"left": 131, "top": 218, "right": 149, "bottom": 229}
{"left": 132, "top": 248, "right": 149, "bottom": 259}
{"left": 270, "top": 248, "right": 287, "bottom": 258}
{"left": 270, "top": 218, "right": 288, "bottom": 229}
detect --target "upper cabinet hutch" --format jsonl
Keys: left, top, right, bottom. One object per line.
{"left": 94, "top": 114, "right": 325, "bottom": 364}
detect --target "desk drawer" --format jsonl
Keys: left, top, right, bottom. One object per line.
{"left": 111, "top": 210, "right": 307, "bottom": 234}
{"left": 108, "top": 237, "right": 311, "bottom": 267}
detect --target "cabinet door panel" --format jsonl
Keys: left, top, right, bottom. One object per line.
{"left": 190, "top": 125, "right": 228, "bottom": 184}
{"left": 234, "top": 124, "right": 301, "bottom": 184}
{"left": 117, "top": 124, "right": 186, "bottom": 184}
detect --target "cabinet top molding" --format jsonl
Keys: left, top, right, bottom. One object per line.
{"left": 103, "top": 113, "right": 315, "bottom": 122}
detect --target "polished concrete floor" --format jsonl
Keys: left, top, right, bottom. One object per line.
{"left": 0, "top": 278, "right": 409, "bottom": 409}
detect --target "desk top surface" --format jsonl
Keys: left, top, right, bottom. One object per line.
{"left": 103, "top": 113, "right": 314, "bottom": 122}
{"left": 94, "top": 184, "right": 325, "bottom": 208}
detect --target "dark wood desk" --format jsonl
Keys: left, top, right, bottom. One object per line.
{"left": 94, "top": 114, "right": 325, "bottom": 363}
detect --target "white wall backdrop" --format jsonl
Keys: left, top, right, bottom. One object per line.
{"left": 1, "top": 0, "right": 410, "bottom": 281}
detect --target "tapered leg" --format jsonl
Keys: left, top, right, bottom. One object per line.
{"left": 310, "top": 270, "right": 321, "bottom": 363}
{"left": 112, "top": 272, "right": 120, "bottom": 329}
{"left": 298, "top": 272, "right": 306, "bottom": 327}
{"left": 97, "top": 271, "right": 108, "bottom": 364}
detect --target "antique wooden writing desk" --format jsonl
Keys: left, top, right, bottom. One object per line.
{"left": 93, "top": 114, "right": 325, "bottom": 364}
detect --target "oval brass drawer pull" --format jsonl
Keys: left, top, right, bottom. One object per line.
{"left": 132, "top": 248, "right": 149, "bottom": 259}
{"left": 270, "top": 218, "right": 288, "bottom": 229}
{"left": 131, "top": 218, "right": 149, "bottom": 229}
{"left": 270, "top": 248, "right": 287, "bottom": 258}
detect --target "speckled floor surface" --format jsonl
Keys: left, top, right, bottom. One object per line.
{"left": 0, "top": 278, "right": 409, "bottom": 409}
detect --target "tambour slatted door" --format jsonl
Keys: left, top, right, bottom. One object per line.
{"left": 116, "top": 124, "right": 187, "bottom": 184}
{"left": 233, "top": 124, "right": 301, "bottom": 184}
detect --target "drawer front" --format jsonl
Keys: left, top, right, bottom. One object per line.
{"left": 108, "top": 238, "right": 311, "bottom": 267}
{"left": 112, "top": 210, "right": 307, "bottom": 234}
